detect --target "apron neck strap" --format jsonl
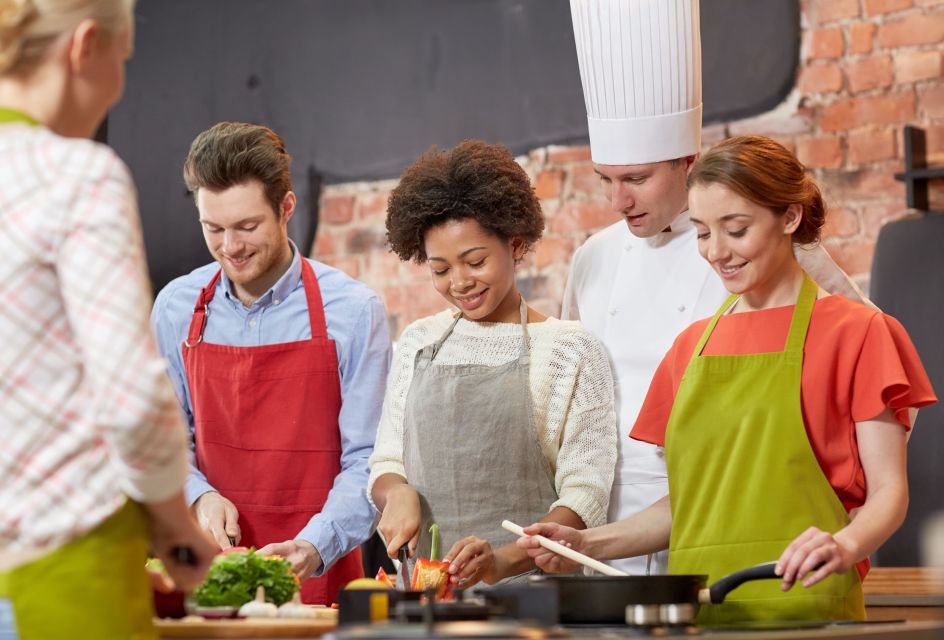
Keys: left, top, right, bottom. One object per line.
{"left": 0, "top": 107, "right": 39, "bottom": 126}
{"left": 693, "top": 272, "right": 818, "bottom": 358}
{"left": 783, "top": 273, "right": 817, "bottom": 354}
{"left": 184, "top": 257, "right": 329, "bottom": 348}
{"left": 517, "top": 296, "right": 531, "bottom": 359}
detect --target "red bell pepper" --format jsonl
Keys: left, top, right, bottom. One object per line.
{"left": 410, "top": 524, "right": 453, "bottom": 600}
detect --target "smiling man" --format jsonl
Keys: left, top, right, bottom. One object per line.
{"left": 151, "top": 122, "right": 392, "bottom": 604}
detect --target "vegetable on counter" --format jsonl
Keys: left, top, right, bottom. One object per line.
{"left": 193, "top": 548, "right": 299, "bottom": 607}
{"left": 411, "top": 524, "right": 453, "bottom": 599}
{"left": 238, "top": 586, "right": 278, "bottom": 618}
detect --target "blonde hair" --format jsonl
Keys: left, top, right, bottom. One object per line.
{"left": 0, "top": 0, "right": 133, "bottom": 75}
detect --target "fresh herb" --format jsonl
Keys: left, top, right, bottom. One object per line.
{"left": 193, "top": 549, "right": 299, "bottom": 607}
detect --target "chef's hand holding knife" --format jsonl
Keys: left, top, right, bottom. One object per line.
{"left": 192, "top": 491, "right": 241, "bottom": 550}
{"left": 373, "top": 473, "right": 422, "bottom": 559}
{"left": 516, "top": 522, "right": 585, "bottom": 574}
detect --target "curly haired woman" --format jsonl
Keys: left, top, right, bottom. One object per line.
{"left": 368, "top": 140, "right": 617, "bottom": 588}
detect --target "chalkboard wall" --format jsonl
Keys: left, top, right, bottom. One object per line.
{"left": 109, "top": 0, "right": 799, "bottom": 291}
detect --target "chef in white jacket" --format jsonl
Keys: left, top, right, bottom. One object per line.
{"left": 562, "top": 0, "right": 869, "bottom": 575}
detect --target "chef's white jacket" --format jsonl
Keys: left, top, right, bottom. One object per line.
{"left": 562, "top": 210, "right": 867, "bottom": 575}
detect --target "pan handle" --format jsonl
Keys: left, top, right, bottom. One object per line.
{"left": 699, "top": 561, "right": 780, "bottom": 604}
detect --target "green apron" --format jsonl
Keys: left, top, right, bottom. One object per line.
{"left": 1, "top": 107, "right": 156, "bottom": 638}
{"left": 0, "top": 501, "right": 156, "bottom": 639}
{"left": 664, "top": 274, "right": 865, "bottom": 624}
{"left": 0, "top": 107, "right": 39, "bottom": 125}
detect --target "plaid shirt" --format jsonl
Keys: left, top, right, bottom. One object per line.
{"left": 0, "top": 123, "right": 188, "bottom": 569}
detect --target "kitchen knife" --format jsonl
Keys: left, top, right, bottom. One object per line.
{"left": 396, "top": 546, "right": 411, "bottom": 590}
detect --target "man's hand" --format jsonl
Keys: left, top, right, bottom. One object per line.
{"left": 192, "top": 492, "right": 240, "bottom": 550}
{"left": 257, "top": 539, "right": 322, "bottom": 580}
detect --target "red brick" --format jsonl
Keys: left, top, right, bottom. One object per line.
{"left": 321, "top": 194, "right": 355, "bottom": 225}
{"left": 817, "top": 0, "right": 861, "bottom": 22}
{"left": 820, "top": 166, "right": 905, "bottom": 202}
{"left": 895, "top": 50, "right": 943, "bottom": 84}
{"left": 919, "top": 84, "right": 944, "bottom": 117}
{"left": 313, "top": 231, "right": 337, "bottom": 257}
{"left": 822, "top": 238, "right": 877, "bottom": 276}
{"left": 819, "top": 92, "right": 916, "bottom": 131}
{"left": 846, "top": 56, "right": 894, "bottom": 93}
{"left": 796, "top": 136, "right": 844, "bottom": 169}
{"left": 568, "top": 163, "right": 601, "bottom": 197}
{"left": 929, "top": 178, "right": 944, "bottom": 209}
{"left": 701, "top": 123, "right": 727, "bottom": 146}
{"left": 805, "top": 27, "right": 845, "bottom": 59}
{"left": 924, "top": 124, "right": 944, "bottom": 163}
{"left": 547, "top": 145, "right": 592, "bottom": 164}
{"left": 534, "top": 170, "right": 564, "bottom": 200}
{"left": 399, "top": 259, "right": 429, "bottom": 283}
{"left": 326, "top": 255, "right": 361, "bottom": 279}
{"left": 848, "top": 127, "right": 897, "bottom": 165}
{"left": 861, "top": 203, "right": 910, "bottom": 237}
{"left": 848, "top": 23, "right": 877, "bottom": 54}
{"left": 865, "top": 0, "right": 913, "bottom": 15}
{"left": 356, "top": 191, "right": 390, "bottom": 222}
{"left": 363, "top": 251, "right": 402, "bottom": 286}
{"left": 345, "top": 228, "right": 388, "bottom": 254}
{"left": 798, "top": 63, "right": 844, "bottom": 94}
{"left": 382, "top": 286, "right": 405, "bottom": 315}
{"left": 550, "top": 200, "right": 616, "bottom": 233}
{"left": 822, "top": 207, "right": 860, "bottom": 238}
{"left": 533, "top": 237, "right": 576, "bottom": 269}
{"left": 877, "top": 11, "right": 944, "bottom": 48}
{"left": 916, "top": 0, "right": 944, "bottom": 6}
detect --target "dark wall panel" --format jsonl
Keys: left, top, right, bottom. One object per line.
{"left": 110, "top": 0, "right": 798, "bottom": 291}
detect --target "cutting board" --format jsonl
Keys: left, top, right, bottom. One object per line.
{"left": 155, "top": 610, "right": 338, "bottom": 638}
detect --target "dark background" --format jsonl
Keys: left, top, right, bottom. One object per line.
{"left": 109, "top": 0, "right": 798, "bottom": 291}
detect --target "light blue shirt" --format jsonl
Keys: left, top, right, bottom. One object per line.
{"left": 151, "top": 242, "right": 391, "bottom": 574}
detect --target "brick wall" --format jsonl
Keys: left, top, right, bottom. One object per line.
{"left": 312, "top": 0, "right": 944, "bottom": 339}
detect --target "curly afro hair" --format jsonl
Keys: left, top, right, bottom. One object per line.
{"left": 386, "top": 140, "right": 545, "bottom": 263}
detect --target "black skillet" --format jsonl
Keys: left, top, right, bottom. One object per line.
{"left": 528, "top": 561, "right": 781, "bottom": 624}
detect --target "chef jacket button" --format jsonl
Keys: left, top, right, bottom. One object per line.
{"left": 609, "top": 308, "right": 618, "bottom": 316}
{"left": 249, "top": 319, "right": 257, "bottom": 327}
{"left": 677, "top": 304, "right": 686, "bottom": 312}
{"left": 624, "top": 244, "right": 632, "bottom": 252}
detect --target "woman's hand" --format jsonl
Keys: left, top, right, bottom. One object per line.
{"left": 444, "top": 536, "right": 500, "bottom": 587}
{"left": 146, "top": 493, "right": 218, "bottom": 592}
{"left": 515, "top": 522, "right": 586, "bottom": 574}
{"left": 377, "top": 483, "right": 422, "bottom": 558}
{"left": 775, "top": 526, "right": 856, "bottom": 591}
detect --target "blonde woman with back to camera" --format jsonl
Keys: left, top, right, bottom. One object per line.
{"left": 0, "top": 1, "right": 216, "bottom": 638}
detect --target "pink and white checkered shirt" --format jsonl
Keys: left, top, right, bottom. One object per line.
{"left": 0, "top": 123, "right": 188, "bottom": 570}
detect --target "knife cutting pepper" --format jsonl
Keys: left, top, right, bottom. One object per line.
{"left": 410, "top": 524, "right": 453, "bottom": 599}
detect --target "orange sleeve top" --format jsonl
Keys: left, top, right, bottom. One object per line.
{"left": 631, "top": 295, "right": 937, "bottom": 577}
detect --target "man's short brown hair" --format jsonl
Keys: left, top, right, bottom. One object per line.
{"left": 183, "top": 122, "right": 292, "bottom": 215}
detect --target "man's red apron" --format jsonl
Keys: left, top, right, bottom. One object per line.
{"left": 182, "top": 259, "right": 363, "bottom": 604}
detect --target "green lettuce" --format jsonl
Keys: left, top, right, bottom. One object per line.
{"left": 193, "top": 549, "right": 299, "bottom": 607}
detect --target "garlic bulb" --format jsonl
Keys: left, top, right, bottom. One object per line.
{"left": 238, "top": 586, "right": 278, "bottom": 618}
{"left": 278, "top": 592, "right": 319, "bottom": 619}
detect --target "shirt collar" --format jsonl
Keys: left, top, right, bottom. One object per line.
{"left": 644, "top": 209, "right": 694, "bottom": 248}
{"left": 220, "top": 240, "right": 302, "bottom": 309}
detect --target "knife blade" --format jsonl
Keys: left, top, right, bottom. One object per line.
{"left": 397, "top": 546, "right": 410, "bottom": 591}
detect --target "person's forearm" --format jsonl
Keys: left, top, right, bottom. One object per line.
{"left": 496, "top": 506, "right": 586, "bottom": 579}
{"left": 834, "top": 483, "right": 907, "bottom": 563}
{"left": 583, "top": 495, "right": 672, "bottom": 561}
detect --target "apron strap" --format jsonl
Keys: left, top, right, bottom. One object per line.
{"left": 185, "top": 270, "right": 223, "bottom": 348}
{"left": 783, "top": 273, "right": 818, "bottom": 354}
{"left": 518, "top": 296, "right": 531, "bottom": 362}
{"left": 693, "top": 294, "right": 738, "bottom": 358}
{"left": 299, "top": 259, "right": 329, "bottom": 340}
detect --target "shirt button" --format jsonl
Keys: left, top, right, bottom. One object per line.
{"left": 274, "top": 299, "right": 280, "bottom": 305}
{"left": 677, "top": 304, "right": 686, "bottom": 312}
{"left": 624, "top": 244, "right": 632, "bottom": 252}
{"left": 609, "top": 308, "right": 618, "bottom": 316}
{"left": 249, "top": 320, "right": 257, "bottom": 327}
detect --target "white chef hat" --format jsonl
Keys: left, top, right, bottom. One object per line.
{"left": 570, "top": 0, "right": 702, "bottom": 165}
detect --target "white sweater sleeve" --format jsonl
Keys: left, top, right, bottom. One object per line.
{"left": 544, "top": 328, "right": 618, "bottom": 528}
{"left": 366, "top": 319, "right": 430, "bottom": 507}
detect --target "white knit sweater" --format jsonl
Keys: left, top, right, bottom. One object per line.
{"left": 368, "top": 310, "right": 618, "bottom": 528}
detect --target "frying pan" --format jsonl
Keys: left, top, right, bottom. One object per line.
{"left": 527, "top": 561, "right": 780, "bottom": 624}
